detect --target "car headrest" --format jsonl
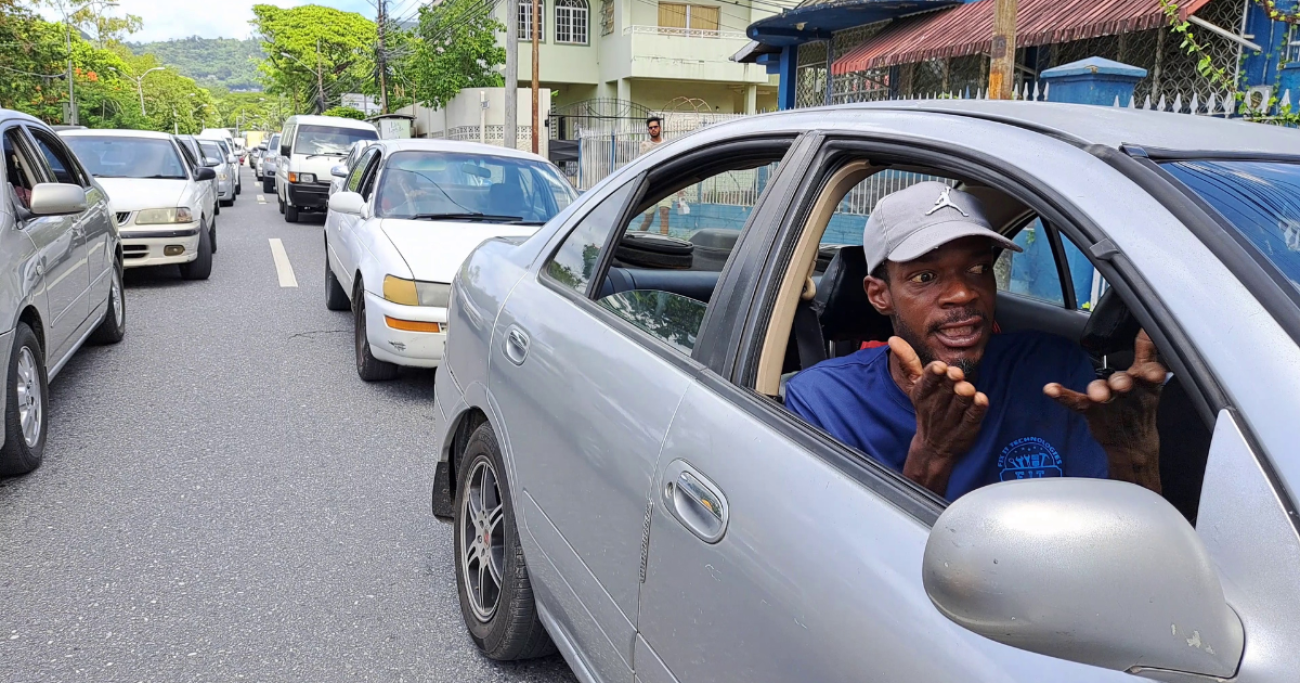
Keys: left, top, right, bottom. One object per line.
{"left": 813, "top": 246, "right": 893, "bottom": 342}
{"left": 1080, "top": 286, "right": 1140, "bottom": 356}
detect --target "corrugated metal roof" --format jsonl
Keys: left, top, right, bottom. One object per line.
{"left": 833, "top": 0, "right": 1213, "bottom": 74}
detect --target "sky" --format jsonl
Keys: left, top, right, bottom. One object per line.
{"left": 38, "top": 0, "right": 391, "bottom": 42}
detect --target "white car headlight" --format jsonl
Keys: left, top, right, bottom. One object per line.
{"left": 135, "top": 207, "right": 194, "bottom": 224}
{"left": 415, "top": 281, "right": 452, "bottom": 308}
{"left": 296, "top": 173, "right": 316, "bottom": 184}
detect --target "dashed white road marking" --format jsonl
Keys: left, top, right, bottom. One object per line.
{"left": 257, "top": 194, "right": 267, "bottom": 204}
{"left": 268, "top": 238, "right": 298, "bottom": 288}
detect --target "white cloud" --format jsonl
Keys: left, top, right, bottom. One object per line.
{"left": 38, "top": 0, "right": 378, "bottom": 42}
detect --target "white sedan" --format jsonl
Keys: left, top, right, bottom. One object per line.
{"left": 323, "top": 139, "right": 577, "bottom": 380}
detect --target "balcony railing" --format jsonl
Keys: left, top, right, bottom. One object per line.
{"left": 623, "top": 25, "right": 748, "bottom": 40}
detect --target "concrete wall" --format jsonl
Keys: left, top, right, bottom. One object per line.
{"left": 395, "top": 87, "right": 552, "bottom": 155}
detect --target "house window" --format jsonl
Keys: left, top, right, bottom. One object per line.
{"left": 556, "top": 0, "right": 589, "bottom": 44}
{"left": 519, "top": 0, "right": 545, "bottom": 41}
{"left": 601, "top": 0, "right": 614, "bottom": 36}
{"left": 657, "top": 2, "right": 720, "bottom": 32}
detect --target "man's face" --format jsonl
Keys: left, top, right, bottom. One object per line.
{"left": 647, "top": 121, "right": 661, "bottom": 138}
{"left": 865, "top": 236, "right": 999, "bottom": 376}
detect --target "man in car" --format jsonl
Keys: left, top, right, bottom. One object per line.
{"left": 785, "top": 182, "right": 1165, "bottom": 500}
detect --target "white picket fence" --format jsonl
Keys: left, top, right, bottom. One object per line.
{"left": 890, "top": 80, "right": 1294, "bottom": 118}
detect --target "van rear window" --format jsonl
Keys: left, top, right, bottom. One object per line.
{"left": 294, "top": 125, "right": 378, "bottom": 156}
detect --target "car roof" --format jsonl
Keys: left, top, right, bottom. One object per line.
{"left": 58, "top": 128, "right": 175, "bottom": 141}
{"left": 375, "top": 138, "right": 552, "bottom": 164}
{"left": 286, "top": 115, "right": 377, "bottom": 131}
{"left": 764, "top": 101, "right": 1300, "bottom": 157}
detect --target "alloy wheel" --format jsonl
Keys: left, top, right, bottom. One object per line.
{"left": 461, "top": 459, "right": 506, "bottom": 622}
{"left": 110, "top": 271, "right": 123, "bottom": 326}
{"left": 16, "top": 347, "right": 41, "bottom": 448}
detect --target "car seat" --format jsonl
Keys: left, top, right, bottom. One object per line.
{"left": 812, "top": 246, "right": 893, "bottom": 360}
{"left": 488, "top": 182, "right": 526, "bottom": 220}
{"left": 1078, "top": 286, "right": 1210, "bottom": 523}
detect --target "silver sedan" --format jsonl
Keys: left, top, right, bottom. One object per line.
{"left": 432, "top": 102, "right": 1300, "bottom": 682}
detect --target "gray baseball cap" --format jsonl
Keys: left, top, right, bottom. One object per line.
{"left": 863, "top": 181, "right": 1021, "bottom": 274}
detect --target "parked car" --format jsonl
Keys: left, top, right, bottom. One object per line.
{"left": 232, "top": 137, "right": 247, "bottom": 165}
{"left": 1, "top": 109, "right": 125, "bottom": 477}
{"left": 210, "top": 137, "right": 241, "bottom": 196}
{"left": 327, "top": 139, "right": 379, "bottom": 196}
{"left": 432, "top": 101, "right": 1300, "bottom": 682}
{"left": 251, "top": 142, "right": 267, "bottom": 175}
{"left": 172, "top": 134, "right": 220, "bottom": 218}
{"left": 277, "top": 115, "right": 378, "bottom": 223}
{"left": 61, "top": 129, "right": 216, "bottom": 280}
{"left": 324, "top": 139, "right": 576, "bottom": 380}
{"left": 260, "top": 133, "right": 281, "bottom": 194}
{"left": 197, "top": 138, "right": 235, "bottom": 207}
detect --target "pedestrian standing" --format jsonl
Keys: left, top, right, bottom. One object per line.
{"left": 638, "top": 116, "right": 673, "bottom": 234}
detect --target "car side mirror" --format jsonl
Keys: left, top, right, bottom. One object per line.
{"left": 330, "top": 164, "right": 348, "bottom": 179}
{"left": 28, "top": 183, "right": 87, "bottom": 216}
{"left": 329, "top": 191, "right": 364, "bottom": 216}
{"left": 923, "top": 479, "right": 1243, "bottom": 679}
{"left": 226, "top": 154, "right": 236, "bottom": 164}
{"left": 203, "top": 157, "right": 221, "bottom": 167}
{"left": 194, "top": 167, "right": 216, "bottom": 182}
{"left": 280, "top": 144, "right": 291, "bottom": 157}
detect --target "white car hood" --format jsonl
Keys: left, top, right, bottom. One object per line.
{"left": 379, "top": 218, "right": 540, "bottom": 282}
{"left": 96, "top": 178, "right": 188, "bottom": 211}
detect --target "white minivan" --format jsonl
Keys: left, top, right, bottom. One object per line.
{"left": 275, "top": 115, "right": 378, "bottom": 223}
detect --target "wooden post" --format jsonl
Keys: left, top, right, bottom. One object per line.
{"left": 988, "top": 0, "right": 1018, "bottom": 100}
{"left": 531, "top": 0, "right": 540, "bottom": 153}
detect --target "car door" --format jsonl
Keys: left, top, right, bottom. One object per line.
{"left": 490, "top": 137, "right": 797, "bottom": 683}
{"left": 6, "top": 126, "right": 84, "bottom": 359}
{"left": 328, "top": 147, "right": 381, "bottom": 295}
{"left": 28, "top": 126, "right": 108, "bottom": 311}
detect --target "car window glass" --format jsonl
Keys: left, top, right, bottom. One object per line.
{"left": 820, "top": 171, "right": 955, "bottom": 249}
{"left": 994, "top": 220, "right": 1106, "bottom": 310}
{"left": 3, "top": 129, "right": 39, "bottom": 210}
{"left": 199, "top": 141, "right": 223, "bottom": 166}
{"left": 545, "top": 181, "right": 639, "bottom": 294}
{"left": 28, "top": 129, "right": 82, "bottom": 185}
{"left": 176, "top": 138, "right": 199, "bottom": 169}
{"left": 347, "top": 149, "right": 378, "bottom": 194}
{"left": 373, "top": 151, "right": 577, "bottom": 222}
{"left": 62, "top": 136, "right": 187, "bottom": 180}
{"left": 358, "top": 152, "right": 384, "bottom": 200}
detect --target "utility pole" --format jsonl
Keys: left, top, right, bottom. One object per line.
{"left": 62, "top": 9, "right": 76, "bottom": 125}
{"left": 505, "top": 0, "right": 518, "bottom": 150}
{"left": 316, "top": 39, "right": 326, "bottom": 114}
{"left": 530, "top": 0, "right": 540, "bottom": 153}
{"left": 988, "top": 0, "right": 1018, "bottom": 100}
{"left": 377, "top": 0, "right": 390, "bottom": 114}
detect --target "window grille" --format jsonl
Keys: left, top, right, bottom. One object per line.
{"left": 601, "top": 0, "right": 614, "bottom": 35}
{"left": 519, "top": 0, "right": 545, "bottom": 41}
{"left": 556, "top": 0, "right": 589, "bottom": 43}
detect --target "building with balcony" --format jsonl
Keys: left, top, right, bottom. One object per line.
{"left": 494, "top": 0, "right": 787, "bottom": 115}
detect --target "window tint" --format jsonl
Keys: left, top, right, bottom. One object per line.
{"left": 347, "top": 149, "right": 379, "bottom": 194}
{"left": 545, "top": 181, "right": 637, "bottom": 293}
{"left": 63, "top": 137, "right": 187, "bottom": 180}
{"left": 29, "top": 130, "right": 82, "bottom": 185}
{"left": 1163, "top": 160, "right": 1300, "bottom": 296}
{"left": 994, "top": 219, "right": 1105, "bottom": 310}
{"left": 374, "top": 150, "right": 576, "bottom": 222}
{"left": 294, "top": 124, "right": 377, "bottom": 156}
{"left": 3, "top": 129, "right": 38, "bottom": 209}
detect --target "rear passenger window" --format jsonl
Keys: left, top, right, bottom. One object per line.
{"left": 28, "top": 130, "right": 84, "bottom": 186}
{"left": 544, "top": 143, "right": 791, "bottom": 354}
{"left": 995, "top": 219, "right": 1107, "bottom": 310}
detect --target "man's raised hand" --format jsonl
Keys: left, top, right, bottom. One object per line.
{"left": 889, "top": 336, "right": 989, "bottom": 496}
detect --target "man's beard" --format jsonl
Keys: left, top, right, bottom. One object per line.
{"left": 891, "top": 308, "right": 986, "bottom": 381}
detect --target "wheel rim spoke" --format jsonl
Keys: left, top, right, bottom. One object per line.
{"left": 16, "top": 348, "right": 40, "bottom": 447}
{"left": 461, "top": 459, "right": 506, "bottom": 622}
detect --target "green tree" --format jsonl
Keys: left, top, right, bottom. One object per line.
{"left": 322, "top": 105, "right": 364, "bottom": 120}
{"left": 409, "top": 0, "right": 505, "bottom": 109}
{"left": 250, "top": 4, "right": 375, "bottom": 115}
{"left": 39, "top": 0, "right": 142, "bottom": 48}
{"left": 129, "top": 36, "right": 264, "bottom": 91}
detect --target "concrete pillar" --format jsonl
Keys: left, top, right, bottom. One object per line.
{"left": 744, "top": 84, "right": 757, "bottom": 114}
{"left": 1040, "top": 56, "right": 1147, "bottom": 107}
{"left": 617, "top": 78, "right": 631, "bottom": 105}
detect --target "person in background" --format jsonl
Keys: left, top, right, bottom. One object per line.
{"left": 639, "top": 116, "right": 674, "bottom": 234}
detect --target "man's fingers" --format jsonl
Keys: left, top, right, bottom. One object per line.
{"left": 888, "top": 336, "right": 925, "bottom": 381}
{"left": 962, "top": 391, "right": 990, "bottom": 426}
{"left": 1086, "top": 379, "right": 1113, "bottom": 403}
{"left": 1107, "top": 371, "right": 1134, "bottom": 394}
{"left": 1044, "top": 383, "right": 1094, "bottom": 413}
{"left": 1133, "top": 329, "right": 1159, "bottom": 366}
{"left": 914, "top": 360, "right": 951, "bottom": 401}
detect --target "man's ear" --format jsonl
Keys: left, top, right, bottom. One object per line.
{"left": 865, "top": 275, "right": 893, "bottom": 316}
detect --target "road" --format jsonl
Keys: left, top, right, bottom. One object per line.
{"left": 0, "top": 167, "right": 577, "bottom": 683}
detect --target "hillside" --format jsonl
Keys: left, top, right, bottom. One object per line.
{"left": 129, "top": 36, "right": 264, "bottom": 91}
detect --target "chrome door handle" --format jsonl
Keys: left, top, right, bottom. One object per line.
{"left": 662, "top": 460, "right": 728, "bottom": 543}
{"left": 504, "top": 326, "right": 530, "bottom": 365}
{"left": 35, "top": 263, "right": 44, "bottom": 276}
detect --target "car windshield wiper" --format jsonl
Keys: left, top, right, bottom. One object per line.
{"left": 405, "top": 213, "right": 523, "bottom": 222}
{"left": 505, "top": 220, "right": 546, "bottom": 225}
{"left": 305, "top": 153, "right": 345, "bottom": 160}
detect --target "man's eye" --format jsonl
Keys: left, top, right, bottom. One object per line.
{"left": 970, "top": 264, "right": 989, "bottom": 274}
{"left": 910, "top": 272, "right": 935, "bottom": 284}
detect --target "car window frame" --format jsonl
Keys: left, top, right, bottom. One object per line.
{"left": 347, "top": 147, "right": 380, "bottom": 195}
{"left": 357, "top": 149, "right": 385, "bottom": 200}
{"left": 534, "top": 134, "right": 810, "bottom": 371}
{"left": 26, "top": 125, "right": 87, "bottom": 187}
{"left": 720, "top": 132, "right": 1232, "bottom": 527}
{"left": 4, "top": 124, "right": 50, "bottom": 215}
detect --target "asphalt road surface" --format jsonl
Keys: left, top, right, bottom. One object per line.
{"left": 0, "top": 167, "right": 578, "bottom": 683}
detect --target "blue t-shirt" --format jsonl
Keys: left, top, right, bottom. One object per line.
{"left": 785, "top": 331, "right": 1108, "bottom": 499}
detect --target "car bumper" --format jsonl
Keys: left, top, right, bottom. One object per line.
{"left": 217, "top": 178, "right": 234, "bottom": 199}
{"left": 286, "top": 182, "right": 330, "bottom": 210}
{"left": 363, "top": 291, "right": 446, "bottom": 368}
{"left": 120, "top": 225, "right": 201, "bottom": 267}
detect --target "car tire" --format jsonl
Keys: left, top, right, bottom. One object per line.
{"left": 263, "top": 178, "right": 273, "bottom": 194}
{"left": 278, "top": 193, "right": 285, "bottom": 214}
{"left": 209, "top": 222, "right": 217, "bottom": 254}
{"left": 454, "top": 423, "right": 556, "bottom": 660}
{"left": 214, "top": 201, "right": 220, "bottom": 216}
{"left": 220, "top": 198, "right": 233, "bottom": 207}
{"left": 0, "top": 323, "right": 48, "bottom": 477}
{"left": 353, "top": 283, "right": 398, "bottom": 382}
{"left": 235, "top": 179, "right": 241, "bottom": 196}
{"left": 88, "top": 263, "right": 125, "bottom": 345}
{"left": 324, "top": 251, "right": 349, "bottom": 312}
{"left": 285, "top": 204, "right": 299, "bottom": 223}
{"left": 178, "top": 224, "right": 213, "bottom": 281}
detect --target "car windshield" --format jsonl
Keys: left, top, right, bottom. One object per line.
{"left": 199, "top": 141, "right": 223, "bottom": 164}
{"left": 295, "top": 125, "right": 377, "bottom": 156}
{"left": 63, "top": 136, "right": 187, "bottom": 180}
{"left": 268, "top": 135, "right": 280, "bottom": 150}
{"left": 374, "top": 150, "right": 578, "bottom": 223}
{"left": 1163, "top": 160, "right": 1300, "bottom": 295}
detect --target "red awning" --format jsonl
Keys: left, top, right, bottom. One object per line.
{"left": 833, "top": 0, "right": 1213, "bottom": 75}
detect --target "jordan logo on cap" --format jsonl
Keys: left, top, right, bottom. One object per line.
{"left": 925, "top": 187, "right": 969, "bottom": 217}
